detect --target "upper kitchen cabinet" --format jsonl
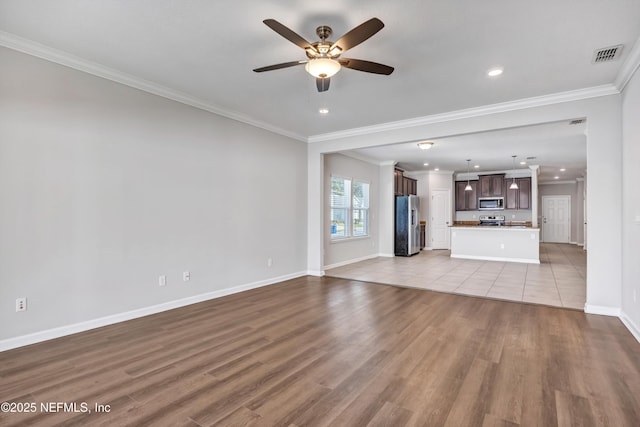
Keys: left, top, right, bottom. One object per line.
{"left": 455, "top": 181, "right": 478, "bottom": 211}
{"left": 394, "top": 169, "right": 403, "bottom": 195}
{"left": 394, "top": 168, "right": 417, "bottom": 196}
{"left": 505, "top": 177, "right": 531, "bottom": 209}
{"left": 479, "top": 174, "right": 506, "bottom": 197}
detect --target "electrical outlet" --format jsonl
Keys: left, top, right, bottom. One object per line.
{"left": 159, "top": 275, "right": 166, "bottom": 287}
{"left": 267, "top": 258, "right": 273, "bottom": 267}
{"left": 183, "top": 271, "right": 190, "bottom": 282}
{"left": 16, "top": 297, "right": 27, "bottom": 312}
{"left": 500, "top": 243, "right": 505, "bottom": 249}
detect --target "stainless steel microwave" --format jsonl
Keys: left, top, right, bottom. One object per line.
{"left": 478, "top": 197, "right": 504, "bottom": 210}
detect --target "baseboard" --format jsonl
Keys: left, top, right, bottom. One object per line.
{"left": 620, "top": 311, "right": 640, "bottom": 342}
{"left": 0, "top": 270, "right": 307, "bottom": 352}
{"left": 450, "top": 254, "right": 540, "bottom": 264}
{"left": 584, "top": 304, "right": 622, "bottom": 316}
{"left": 620, "top": 311, "right": 640, "bottom": 343}
{"left": 570, "top": 241, "right": 577, "bottom": 245}
{"left": 378, "top": 252, "right": 394, "bottom": 258}
{"left": 306, "top": 270, "right": 325, "bottom": 277}
{"left": 323, "top": 253, "right": 379, "bottom": 271}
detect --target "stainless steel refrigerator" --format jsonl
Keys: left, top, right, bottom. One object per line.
{"left": 395, "top": 195, "right": 420, "bottom": 256}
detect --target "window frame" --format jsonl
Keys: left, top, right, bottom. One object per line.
{"left": 330, "top": 175, "right": 370, "bottom": 241}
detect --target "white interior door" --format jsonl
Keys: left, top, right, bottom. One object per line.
{"left": 430, "top": 189, "right": 451, "bottom": 249}
{"left": 542, "top": 196, "right": 571, "bottom": 243}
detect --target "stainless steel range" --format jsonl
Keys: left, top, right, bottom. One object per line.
{"left": 479, "top": 215, "right": 505, "bottom": 226}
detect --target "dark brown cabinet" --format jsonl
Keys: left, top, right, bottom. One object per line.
{"left": 455, "top": 180, "right": 478, "bottom": 211}
{"left": 394, "top": 169, "right": 403, "bottom": 195}
{"left": 505, "top": 177, "right": 531, "bottom": 210}
{"left": 479, "top": 174, "right": 505, "bottom": 197}
{"left": 394, "top": 168, "right": 417, "bottom": 196}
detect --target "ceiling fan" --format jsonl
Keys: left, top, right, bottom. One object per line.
{"left": 253, "top": 18, "right": 394, "bottom": 92}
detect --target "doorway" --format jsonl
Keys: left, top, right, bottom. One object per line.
{"left": 542, "top": 195, "right": 571, "bottom": 243}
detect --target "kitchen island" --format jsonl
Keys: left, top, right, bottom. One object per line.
{"left": 450, "top": 225, "right": 540, "bottom": 264}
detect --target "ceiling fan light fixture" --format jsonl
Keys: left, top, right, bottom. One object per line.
{"left": 305, "top": 58, "right": 341, "bottom": 78}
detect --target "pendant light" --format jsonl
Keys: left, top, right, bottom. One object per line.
{"left": 509, "top": 155, "right": 519, "bottom": 190}
{"left": 464, "top": 159, "right": 472, "bottom": 191}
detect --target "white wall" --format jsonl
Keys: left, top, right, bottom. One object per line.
{"left": 0, "top": 47, "right": 308, "bottom": 344}
{"left": 378, "top": 163, "right": 395, "bottom": 257}
{"left": 621, "top": 66, "right": 640, "bottom": 340}
{"left": 323, "top": 153, "right": 379, "bottom": 267}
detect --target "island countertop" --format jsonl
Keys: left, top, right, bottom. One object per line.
{"left": 449, "top": 225, "right": 540, "bottom": 230}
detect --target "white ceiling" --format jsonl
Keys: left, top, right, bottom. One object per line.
{"left": 346, "top": 120, "right": 587, "bottom": 182}
{"left": 0, "top": 0, "right": 638, "bottom": 179}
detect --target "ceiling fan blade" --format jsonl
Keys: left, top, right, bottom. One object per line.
{"left": 330, "top": 18, "right": 384, "bottom": 53}
{"left": 339, "top": 58, "right": 394, "bottom": 75}
{"left": 263, "top": 19, "right": 316, "bottom": 52}
{"left": 253, "top": 61, "right": 306, "bottom": 72}
{"left": 316, "top": 77, "right": 330, "bottom": 92}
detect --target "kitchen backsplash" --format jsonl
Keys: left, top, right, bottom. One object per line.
{"left": 455, "top": 210, "right": 532, "bottom": 222}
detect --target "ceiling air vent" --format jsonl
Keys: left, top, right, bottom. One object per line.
{"left": 592, "top": 45, "right": 623, "bottom": 63}
{"left": 569, "top": 119, "right": 585, "bottom": 125}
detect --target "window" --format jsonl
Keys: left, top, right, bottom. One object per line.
{"left": 330, "top": 176, "right": 369, "bottom": 239}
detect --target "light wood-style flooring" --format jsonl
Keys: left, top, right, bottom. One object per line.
{"left": 1, "top": 275, "right": 638, "bottom": 426}
{"left": 326, "top": 243, "right": 586, "bottom": 309}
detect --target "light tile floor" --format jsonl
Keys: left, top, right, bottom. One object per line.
{"left": 325, "top": 243, "right": 586, "bottom": 310}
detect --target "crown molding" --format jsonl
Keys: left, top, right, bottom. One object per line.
{"left": 0, "top": 31, "right": 307, "bottom": 142}
{"left": 308, "top": 84, "right": 619, "bottom": 143}
{"left": 615, "top": 35, "right": 640, "bottom": 91}
{"left": 335, "top": 150, "right": 383, "bottom": 166}
{"left": 3, "top": 30, "right": 634, "bottom": 145}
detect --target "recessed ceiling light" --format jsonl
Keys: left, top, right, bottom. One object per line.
{"left": 474, "top": 165, "right": 480, "bottom": 169}
{"left": 487, "top": 67, "right": 504, "bottom": 77}
{"left": 560, "top": 168, "right": 566, "bottom": 172}
{"left": 318, "top": 108, "right": 329, "bottom": 114}
{"left": 418, "top": 141, "right": 434, "bottom": 150}
{"left": 434, "top": 168, "right": 440, "bottom": 171}
{"left": 423, "top": 163, "right": 429, "bottom": 166}
{"left": 554, "top": 176, "right": 560, "bottom": 179}
{"left": 520, "top": 161, "right": 527, "bottom": 165}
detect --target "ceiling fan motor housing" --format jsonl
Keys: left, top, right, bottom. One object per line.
{"left": 316, "top": 25, "right": 332, "bottom": 40}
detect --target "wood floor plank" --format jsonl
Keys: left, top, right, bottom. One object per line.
{"left": 1, "top": 276, "right": 639, "bottom": 426}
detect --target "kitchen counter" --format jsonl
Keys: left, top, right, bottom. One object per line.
{"left": 450, "top": 226, "right": 540, "bottom": 264}
{"left": 450, "top": 225, "right": 539, "bottom": 230}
